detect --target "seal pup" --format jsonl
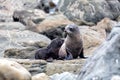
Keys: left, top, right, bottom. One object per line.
{"left": 35, "top": 38, "right": 64, "bottom": 61}
{"left": 58, "top": 24, "right": 85, "bottom": 60}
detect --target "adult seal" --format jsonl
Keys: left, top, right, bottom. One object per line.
{"left": 58, "top": 24, "right": 85, "bottom": 60}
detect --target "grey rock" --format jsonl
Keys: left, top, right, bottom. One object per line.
{"left": 6, "top": 58, "right": 47, "bottom": 75}
{"left": 0, "top": 30, "right": 51, "bottom": 58}
{"left": 0, "top": 22, "right": 25, "bottom": 30}
{"left": 58, "top": 0, "right": 120, "bottom": 25}
{"left": 50, "top": 72, "right": 77, "bottom": 80}
{"left": 13, "top": 9, "right": 47, "bottom": 26}
{"left": 77, "top": 23, "right": 120, "bottom": 80}
{"left": 0, "top": 0, "right": 39, "bottom": 22}
{"left": 46, "top": 59, "right": 85, "bottom": 75}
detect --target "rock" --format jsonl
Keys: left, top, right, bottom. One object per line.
{"left": 58, "top": 0, "right": 120, "bottom": 25}
{"left": 35, "top": 14, "right": 73, "bottom": 33}
{"left": 80, "top": 26, "right": 104, "bottom": 56}
{"left": 50, "top": 72, "right": 77, "bottom": 80}
{"left": 91, "top": 18, "right": 117, "bottom": 38}
{"left": 0, "top": 0, "right": 39, "bottom": 22}
{"left": 111, "top": 75, "right": 120, "bottom": 80}
{"left": 46, "top": 59, "right": 85, "bottom": 75}
{"left": 13, "top": 9, "right": 48, "bottom": 25}
{"left": 0, "top": 22, "right": 25, "bottom": 30}
{"left": 2, "top": 58, "right": 85, "bottom": 76}
{"left": 41, "top": 25, "right": 65, "bottom": 39}
{"left": 77, "top": 23, "right": 120, "bottom": 80}
{"left": 0, "top": 59, "right": 31, "bottom": 80}
{"left": 8, "top": 59, "right": 47, "bottom": 75}
{"left": 32, "top": 73, "right": 50, "bottom": 80}
{"left": 0, "top": 30, "right": 51, "bottom": 58}
{"left": 117, "top": 15, "right": 120, "bottom": 22}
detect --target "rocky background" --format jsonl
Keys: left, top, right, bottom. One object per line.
{"left": 0, "top": 0, "right": 120, "bottom": 80}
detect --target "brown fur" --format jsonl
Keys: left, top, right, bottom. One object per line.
{"left": 35, "top": 38, "right": 64, "bottom": 61}
{"left": 58, "top": 24, "right": 85, "bottom": 60}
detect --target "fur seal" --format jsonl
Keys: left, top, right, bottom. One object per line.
{"left": 58, "top": 24, "right": 85, "bottom": 60}
{"left": 35, "top": 38, "right": 64, "bottom": 61}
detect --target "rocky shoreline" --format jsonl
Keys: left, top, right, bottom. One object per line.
{"left": 0, "top": 0, "right": 120, "bottom": 80}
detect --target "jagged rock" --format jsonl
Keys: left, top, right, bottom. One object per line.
{"left": 0, "top": 30, "right": 51, "bottom": 58}
{"left": 32, "top": 73, "right": 50, "bottom": 80}
{"left": 0, "top": 59, "right": 31, "bottom": 80}
{"left": 77, "top": 23, "right": 120, "bottom": 80}
{"left": 58, "top": 0, "right": 120, "bottom": 25}
{"left": 0, "top": 22, "right": 25, "bottom": 30}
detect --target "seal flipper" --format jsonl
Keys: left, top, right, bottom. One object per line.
{"left": 65, "top": 48, "right": 73, "bottom": 60}
{"left": 79, "top": 48, "right": 86, "bottom": 58}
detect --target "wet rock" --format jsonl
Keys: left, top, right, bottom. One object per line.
{"left": 50, "top": 72, "right": 77, "bottom": 80}
{"left": 0, "top": 30, "right": 51, "bottom": 57}
{"left": 0, "top": 59, "right": 31, "bottom": 80}
{"left": 77, "top": 23, "right": 120, "bottom": 80}
{"left": 58, "top": 0, "right": 120, "bottom": 25}
{"left": 32, "top": 73, "right": 50, "bottom": 80}
{"left": 0, "top": 22, "right": 25, "bottom": 30}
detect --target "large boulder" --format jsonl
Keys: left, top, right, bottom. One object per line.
{"left": 77, "top": 23, "right": 120, "bottom": 80}
{"left": 0, "top": 22, "right": 25, "bottom": 30}
{"left": 0, "top": 30, "right": 51, "bottom": 58}
{"left": 0, "top": 59, "right": 31, "bottom": 80}
{"left": 80, "top": 26, "right": 104, "bottom": 56}
{"left": 58, "top": 0, "right": 120, "bottom": 25}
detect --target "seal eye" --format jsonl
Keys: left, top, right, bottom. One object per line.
{"left": 69, "top": 27, "right": 74, "bottom": 31}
